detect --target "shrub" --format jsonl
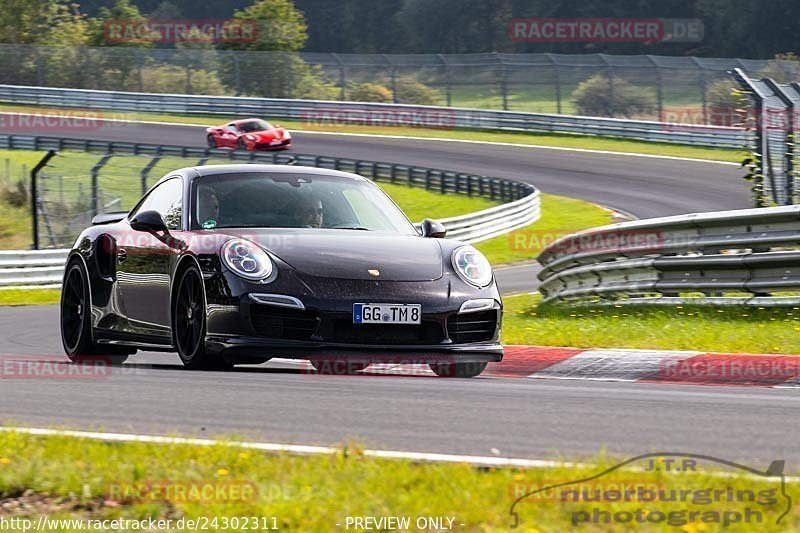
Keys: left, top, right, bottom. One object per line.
{"left": 139, "top": 66, "right": 228, "bottom": 95}
{"left": 394, "top": 76, "right": 441, "bottom": 105}
{"left": 292, "top": 63, "right": 340, "bottom": 100}
{"left": 757, "top": 53, "right": 800, "bottom": 84}
{"left": 2, "top": 180, "right": 28, "bottom": 208}
{"left": 705, "top": 79, "right": 749, "bottom": 126}
{"left": 348, "top": 82, "right": 393, "bottom": 103}
{"left": 571, "top": 75, "right": 656, "bottom": 118}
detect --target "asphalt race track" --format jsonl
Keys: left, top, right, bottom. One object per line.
{"left": 2, "top": 306, "right": 800, "bottom": 463}
{"left": 4, "top": 115, "right": 794, "bottom": 464}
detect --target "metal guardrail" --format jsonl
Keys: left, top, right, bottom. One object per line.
{"left": 0, "top": 249, "right": 68, "bottom": 288}
{"left": 0, "top": 134, "right": 540, "bottom": 288}
{"left": 0, "top": 84, "right": 745, "bottom": 148}
{"left": 537, "top": 205, "right": 800, "bottom": 306}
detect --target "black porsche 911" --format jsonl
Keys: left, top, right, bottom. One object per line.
{"left": 60, "top": 164, "right": 503, "bottom": 377}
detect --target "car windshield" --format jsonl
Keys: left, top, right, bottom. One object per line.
{"left": 237, "top": 120, "right": 272, "bottom": 133}
{"left": 192, "top": 172, "right": 418, "bottom": 234}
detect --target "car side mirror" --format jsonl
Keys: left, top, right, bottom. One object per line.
{"left": 421, "top": 218, "right": 446, "bottom": 238}
{"left": 130, "top": 210, "right": 167, "bottom": 232}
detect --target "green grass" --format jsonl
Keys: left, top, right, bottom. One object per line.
{"left": 377, "top": 182, "right": 496, "bottom": 221}
{"left": 1, "top": 103, "right": 742, "bottom": 162}
{"left": 0, "top": 289, "right": 60, "bottom": 306}
{"left": 0, "top": 430, "right": 797, "bottom": 531}
{"left": 502, "top": 294, "right": 800, "bottom": 354}
{"left": 476, "top": 193, "right": 615, "bottom": 266}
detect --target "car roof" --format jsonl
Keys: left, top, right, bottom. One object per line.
{"left": 155, "top": 164, "right": 370, "bottom": 187}
{"left": 230, "top": 118, "right": 267, "bottom": 125}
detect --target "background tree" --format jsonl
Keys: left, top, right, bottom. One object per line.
{"left": 227, "top": 0, "right": 307, "bottom": 52}
{"left": 222, "top": 0, "right": 337, "bottom": 98}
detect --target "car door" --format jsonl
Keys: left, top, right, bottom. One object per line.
{"left": 221, "top": 123, "right": 239, "bottom": 147}
{"left": 117, "top": 177, "right": 184, "bottom": 340}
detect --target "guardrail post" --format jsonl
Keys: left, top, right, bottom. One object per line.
{"left": 30, "top": 150, "right": 57, "bottom": 250}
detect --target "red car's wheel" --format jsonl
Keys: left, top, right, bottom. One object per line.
{"left": 237, "top": 138, "right": 248, "bottom": 151}
{"left": 206, "top": 134, "right": 216, "bottom": 148}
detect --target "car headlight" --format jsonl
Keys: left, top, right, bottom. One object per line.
{"left": 284, "top": 131, "right": 291, "bottom": 139}
{"left": 451, "top": 246, "right": 493, "bottom": 287}
{"left": 245, "top": 134, "right": 255, "bottom": 141}
{"left": 221, "top": 238, "right": 273, "bottom": 281}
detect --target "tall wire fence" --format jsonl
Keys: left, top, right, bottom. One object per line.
{"left": 32, "top": 151, "right": 200, "bottom": 248}
{"left": 3, "top": 44, "right": 800, "bottom": 121}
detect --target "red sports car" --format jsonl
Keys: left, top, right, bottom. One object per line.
{"left": 206, "top": 119, "right": 291, "bottom": 151}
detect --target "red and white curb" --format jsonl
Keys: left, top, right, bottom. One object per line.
{"left": 315, "top": 346, "right": 800, "bottom": 387}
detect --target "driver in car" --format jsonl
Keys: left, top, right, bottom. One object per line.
{"left": 298, "top": 195, "right": 324, "bottom": 228}
{"left": 198, "top": 187, "right": 220, "bottom": 229}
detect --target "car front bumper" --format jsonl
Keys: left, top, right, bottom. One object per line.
{"left": 205, "top": 335, "right": 503, "bottom": 363}
{"left": 201, "top": 262, "right": 503, "bottom": 363}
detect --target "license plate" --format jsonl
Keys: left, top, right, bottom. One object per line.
{"left": 353, "top": 303, "right": 421, "bottom": 324}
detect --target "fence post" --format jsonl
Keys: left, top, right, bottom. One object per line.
{"left": 646, "top": 55, "right": 663, "bottom": 120}
{"left": 30, "top": 150, "right": 58, "bottom": 250}
{"left": 136, "top": 49, "right": 144, "bottom": 92}
{"left": 765, "top": 79, "right": 796, "bottom": 204}
{"left": 546, "top": 53, "right": 562, "bottom": 114}
{"left": 285, "top": 52, "right": 293, "bottom": 96}
{"left": 496, "top": 53, "right": 509, "bottom": 111}
{"left": 332, "top": 53, "right": 346, "bottom": 101}
{"left": 436, "top": 54, "right": 452, "bottom": 107}
{"left": 233, "top": 52, "right": 242, "bottom": 96}
{"left": 141, "top": 155, "right": 162, "bottom": 196}
{"left": 600, "top": 55, "right": 614, "bottom": 116}
{"left": 91, "top": 154, "right": 113, "bottom": 217}
{"left": 34, "top": 47, "right": 44, "bottom": 86}
{"left": 185, "top": 64, "right": 192, "bottom": 94}
{"left": 690, "top": 57, "right": 708, "bottom": 124}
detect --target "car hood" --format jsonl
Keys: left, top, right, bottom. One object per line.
{"left": 249, "top": 129, "right": 287, "bottom": 140}
{"left": 218, "top": 229, "right": 443, "bottom": 281}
